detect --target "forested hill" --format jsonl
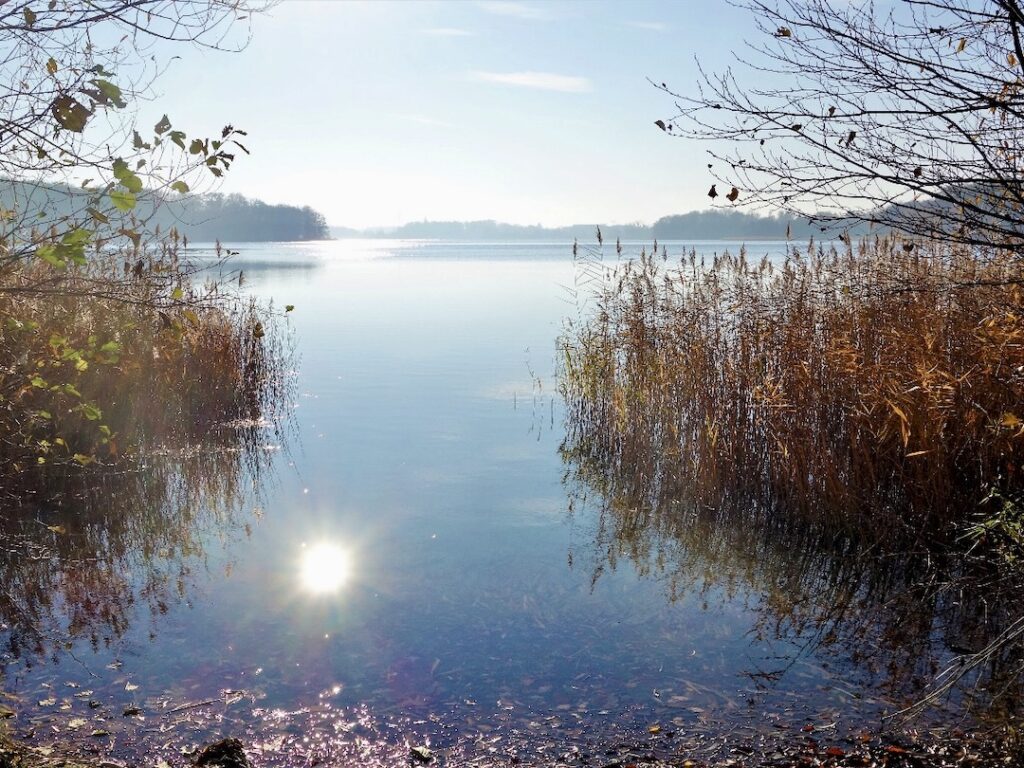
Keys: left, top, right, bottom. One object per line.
{"left": 649, "top": 210, "right": 866, "bottom": 240}
{"left": 0, "top": 181, "right": 329, "bottom": 242}
{"left": 332, "top": 210, "right": 869, "bottom": 241}
{"left": 175, "top": 193, "right": 328, "bottom": 242}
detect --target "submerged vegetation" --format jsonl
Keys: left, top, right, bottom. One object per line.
{"left": 561, "top": 235, "right": 1024, "bottom": 725}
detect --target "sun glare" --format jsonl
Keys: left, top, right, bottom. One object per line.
{"left": 299, "top": 541, "right": 351, "bottom": 594}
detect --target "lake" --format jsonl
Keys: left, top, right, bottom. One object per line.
{"left": 0, "top": 239, "right": 965, "bottom": 765}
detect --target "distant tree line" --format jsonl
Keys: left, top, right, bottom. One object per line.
{"left": 333, "top": 210, "right": 859, "bottom": 242}
{"left": 649, "top": 209, "right": 863, "bottom": 240}
{"left": 174, "top": 192, "right": 328, "bottom": 242}
{"left": 0, "top": 180, "right": 329, "bottom": 244}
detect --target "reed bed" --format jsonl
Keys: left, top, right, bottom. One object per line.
{"left": 562, "top": 236, "right": 1024, "bottom": 539}
{"left": 0, "top": 237, "right": 290, "bottom": 496}
{"left": 561, "top": 235, "right": 1024, "bottom": 722}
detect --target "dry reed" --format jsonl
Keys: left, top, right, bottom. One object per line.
{"left": 563, "top": 236, "right": 1024, "bottom": 537}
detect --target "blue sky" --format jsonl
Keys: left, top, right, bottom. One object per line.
{"left": 153, "top": 1, "right": 758, "bottom": 228}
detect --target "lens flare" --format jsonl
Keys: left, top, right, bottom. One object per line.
{"left": 300, "top": 541, "right": 350, "bottom": 594}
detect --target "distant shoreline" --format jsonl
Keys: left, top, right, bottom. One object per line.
{"left": 329, "top": 210, "right": 866, "bottom": 242}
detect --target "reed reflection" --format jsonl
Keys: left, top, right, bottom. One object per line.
{"left": 566, "top": 437, "right": 1024, "bottom": 721}
{"left": 0, "top": 428, "right": 279, "bottom": 665}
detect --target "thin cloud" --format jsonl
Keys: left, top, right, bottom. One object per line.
{"left": 398, "top": 114, "right": 454, "bottom": 128}
{"left": 477, "top": 2, "right": 550, "bottom": 20}
{"left": 626, "top": 21, "right": 669, "bottom": 32}
{"left": 470, "top": 70, "right": 592, "bottom": 93}
{"left": 420, "top": 27, "right": 475, "bottom": 37}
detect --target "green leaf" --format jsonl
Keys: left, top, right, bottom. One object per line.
{"left": 189, "top": 138, "right": 205, "bottom": 155}
{"left": 170, "top": 180, "right": 189, "bottom": 194}
{"left": 62, "top": 227, "right": 92, "bottom": 247}
{"left": 112, "top": 158, "right": 143, "bottom": 193}
{"left": 171, "top": 286, "right": 184, "bottom": 301}
{"left": 35, "top": 244, "right": 65, "bottom": 268}
{"left": 154, "top": 114, "right": 171, "bottom": 134}
{"left": 132, "top": 130, "right": 150, "bottom": 150}
{"left": 52, "top": 95, "right": 91, "bottom": 132}
{"left": 169, "top": 130, "right": 186, "bottom": 149}
{"left": 79, "top": 403, "right": 102, "bottom": 421}
{"left": 285, "top": 304, "right": 295, "bottom": 312}
{"left": 35, "top": 230, "right": 89, "bottom": 267}
{"left": 91, "top": 79, "right": 126, "bottom": 108}
{"left": 109, "top": 189, "right": 136, "bottom": 212}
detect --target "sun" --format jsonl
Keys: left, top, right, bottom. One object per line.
{"left": 299, "top": 541, "right": 351, "bottom": 594}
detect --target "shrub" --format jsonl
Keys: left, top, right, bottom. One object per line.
{"left": 0, "top": 236, "right": 289, "bottom": 496}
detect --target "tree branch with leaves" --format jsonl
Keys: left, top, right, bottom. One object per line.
{"left": 657, "top": 0, "right": 1024, "bottom": 252}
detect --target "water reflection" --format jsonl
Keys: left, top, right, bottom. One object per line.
{"left": 560, "top": 415, "right": 1024, "bottom": 722}
{"left": 0, "top": 432, "right": 281, "bottom": 668}
{"left": 299, "top": 541, "right": 351, "bottom": 594}
{"left": 8, "top": 240, "right": 1002, "bottom": 766}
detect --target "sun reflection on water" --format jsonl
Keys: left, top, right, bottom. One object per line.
{"left": 299, "top": 541, "right": 351, "bottom": 594}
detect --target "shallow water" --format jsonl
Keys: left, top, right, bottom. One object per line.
{"left": 0, "top": 239, "right": 963, "bottom": 765}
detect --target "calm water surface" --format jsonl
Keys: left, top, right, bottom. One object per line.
{"left": 0, "top": 239, "right": 950, "bottom": 765}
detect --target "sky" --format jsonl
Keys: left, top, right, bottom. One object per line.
{"left": 150, "top": 0, "right": 760, "bottom": 228}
